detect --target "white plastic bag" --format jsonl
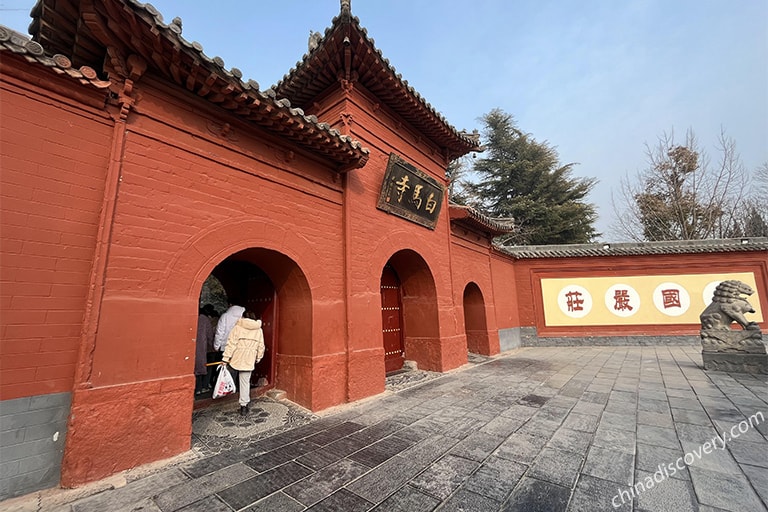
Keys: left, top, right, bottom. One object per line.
{"left": 212, "top": 364, "right": 236, "bottom": 399}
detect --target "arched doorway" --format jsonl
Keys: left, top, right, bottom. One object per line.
{"left": 381, "top": 265, "right": 405, "bottom": 373}
{"left": 463, "top": 282, "right": 489, "bottom": 355}
{"left": 195, "top": 247, "right": 312, "bottom": 407}
{"left": 381, "top": 250, "right": 440, "bottom": 372}
{"left": 196, "top": 262, "right": 277, "bottom": 403}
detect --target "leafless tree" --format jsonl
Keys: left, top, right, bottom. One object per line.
{"left": 611, "top": 128, "right": 750, "bottom": 241}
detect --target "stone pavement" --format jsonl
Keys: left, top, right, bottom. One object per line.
{"left": 5, "top": 346, "right": 768, "bottom": 511}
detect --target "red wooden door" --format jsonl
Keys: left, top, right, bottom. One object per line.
{"left": 245, "top": 271, "right": 276, "bottom": 390}
{"left": 381, "top": 266, "right": 405, "bottom": 373}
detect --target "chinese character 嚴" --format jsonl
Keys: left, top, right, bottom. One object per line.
{"left": 565, "top": 290, "right": 584, "bottom": 312}
{"left": 661, "top": 289, "right": 681, "bottom": 309}
{"left": 613, "top": 289, "right": 633, "bottom": 311}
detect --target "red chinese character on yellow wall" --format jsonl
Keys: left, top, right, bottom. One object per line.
{"left": 613, "top": 289, "right": 634, "bottom": 311}
{"left": 565, "top": 290, "right": 584, "bottom": 312}
{"left": 661, "top": 289, "right": 681, "bottom": 309}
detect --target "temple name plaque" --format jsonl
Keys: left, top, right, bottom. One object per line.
{"left": 376, "top": 153, "right": 444, "bottom": 230}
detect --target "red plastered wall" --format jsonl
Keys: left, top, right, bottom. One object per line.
{"left": 0, "top": 68, "right": 112, "bottom": 401}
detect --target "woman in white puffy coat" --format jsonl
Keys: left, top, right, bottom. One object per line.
{"left": 221, "top": 311, "right": 265, "bottom": 416}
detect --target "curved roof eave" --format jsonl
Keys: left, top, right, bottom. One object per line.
{"left": 27, "top": 0, "right": 370, "bottom": 172}
{"left": 273, "top": 9, "right": 481, "bottom": 160}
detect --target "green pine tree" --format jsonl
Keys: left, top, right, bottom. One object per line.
{"left": 470, "top": 109, "right": 598, "bottom": 245}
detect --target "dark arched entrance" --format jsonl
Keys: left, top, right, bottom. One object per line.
{"left": 195, "top": 247, "right": 312, "bottom": 406}
{"left": 463, "top": 282, "right": 489, "bottom": 355}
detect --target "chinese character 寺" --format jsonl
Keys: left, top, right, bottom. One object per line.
{"left": 425, "top": 192, "right": 437, "bottom": 214}
{"left": 661, "top": 289, "right": 681, "bottom": 309}
{"left": 413, "top": 184, "right": 424, "bottom": 209}
{"left": 395, "top": 175, "right": 410, "bottom": 203}
{"left": 565, "top": 290, "right": 584, "bottom": 312}
{"left": 613, "top": 289, "right": 633, "bottom": 311}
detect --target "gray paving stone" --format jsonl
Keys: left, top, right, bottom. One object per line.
{"left": 241, "top": 492, "right": 304, "bottom": 512}
{"left": 561, "top": 412, "right": 599, "bottom": 433}
{"left": 599, "top": 411, "right": 636, "bottom": 432}
{"left": 679, "top": 439, "right": 740, "bottom": 474}
{"left": 635, "top": 442, "right": 689, "bottom": 480}
{"left": 478, "top": 415, "right": 527, "bottom": 438}
{"left": 668, "top": 396, "right": 704, "bottom": 411}
{"left": 370, "top": 484, "right": 439, "bottom": 512}
{"left": 741, "top": 463, "right": 768, "bottom": 508}
{"left": 633, "top": 470, "right": 698, "bottom": 512}
{"left": 72, "top": 469, "right": 190, "bottom": 512}
{"left": 637, "top": 410, "right": 674, "bottom": 428}
{"left": 568, "top": 474, "right": 632, "bottom": 512}
{"left": 176, "top": 495, "right": 232, "bottom": 512}
{"left": 495, "top": 432, "right": 548, "bottom": 464}
{"left": 592, "top": 425, "right": 635, "bottom": 453}
{"left": 448, "top": 431, "right": 504, "bottom": 462}
{"left": 217, "top": 462, "right": 313, "bottom": 510}
{"left": 569, "top": 401, "right": 604, "bottom": 417}
{"left": 674, "top": 422, "right": 719, "bottom": 444}
{"left": 527, "top": 447, "right": 584, "bottom": 488}
{"left": 348, "top": 435, "right": 414, "bottom": 467}
{"left": 436, "top": 488, "right": 501, "bottom": 511}
{"left": 502, "top": 477, "right": 570, "bottom": 512}
{"left": 689, "top": 466, "right": 766, "bottom": 511}
{"left": 671, "top": 407, "right": 712, "bottom": 426}
{"left": 547, "top": 427, "right": 592, "bottom": 455}
{"left": 283, "top": 458, "right": 369, "bottom": 507}
{"left": 582, "top": 445, "right": 634, "bottom": 486}
{"left": 516, "top": 416, "right": 562, "bottom": 438}
{"left": 155, "top": 463, "right": 257, "bottom": 512}
{"left": 535, "top": 406, "right": 571, "bottom": 423}
{"left": 726, "top": 440, "right": 768, "bottom": 468}
{"left": 462, "top": 455, "right": 526, "bottom": 502}
{"left": 308, "top": 488, "right": 373, "bottom": 512}
{"left": 245, "top": 439, "right": 321, "bottom": 472}
{"left": 409, "top": 454, "right": 478, "bottom": 500}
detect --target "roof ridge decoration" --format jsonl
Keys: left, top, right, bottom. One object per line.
{"left": 272, "top": 1, "right": 482, "bottom": 160}
{"left": 498, "top": 238, "right": 768, "bottom": 259}
{"left": 0, "top": 24, "right": 111, "bottom": 90}
{"left": 449, "top": 202, "right": 515, "bottom": 237}
{"left": 25, "top": 0, "right": 369, "bottom": 171}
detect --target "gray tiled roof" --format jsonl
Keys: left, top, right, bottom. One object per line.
{"left": 498, "top": 238, "right": 768, "bottom": 259}
{"left": 0, "top": 25, "right": 110, "bottom": 90}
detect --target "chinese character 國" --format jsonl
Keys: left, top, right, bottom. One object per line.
{"left": 661, "top": 289, "right": 681, "bottom": 309}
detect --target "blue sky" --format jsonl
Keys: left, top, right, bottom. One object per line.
{"left": 2, "top": 0, "right": 766, "bottom": 239}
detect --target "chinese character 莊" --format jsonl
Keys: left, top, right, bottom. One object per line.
{"left": 565, "top": 290, "right": 584, "bottom": 312}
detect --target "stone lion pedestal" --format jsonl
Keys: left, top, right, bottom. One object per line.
{"left": 700, "top": 280, "right": 767, "bottom": 374}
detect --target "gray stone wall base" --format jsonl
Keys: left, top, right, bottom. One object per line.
{"left": 517, "top": 327, "right": 699, "bottom": 347}
{"left": 0, "top": 392, "right": 70, "bottom": 501}
{"left": 498, "top": 327, "right": 522, "bottom": 352}
{"left": 702, "top": 352, "right": 768, "bottom": 374}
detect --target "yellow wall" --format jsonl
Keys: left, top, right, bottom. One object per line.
{"left": 541, "top": 273, "right": 763, "bottom": 326}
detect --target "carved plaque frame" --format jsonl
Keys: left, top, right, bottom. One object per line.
{"left": 376, "top": 153, "right": 444, "bottom": 230}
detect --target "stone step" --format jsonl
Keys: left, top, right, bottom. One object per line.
{"left": 266, "top": 389, "right": 287, "bottom": 401}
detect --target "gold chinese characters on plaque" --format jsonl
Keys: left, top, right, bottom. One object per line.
{"left": 377, "top": 153, "right": 444, "bottom": 230}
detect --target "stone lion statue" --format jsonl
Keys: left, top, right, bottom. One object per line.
{"left": 700, "top": 280, "right": 759, "bottom": 331}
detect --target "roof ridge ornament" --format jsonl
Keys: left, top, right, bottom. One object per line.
{"left": 341, "top": 0, "right": 351, "bottom": 20}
